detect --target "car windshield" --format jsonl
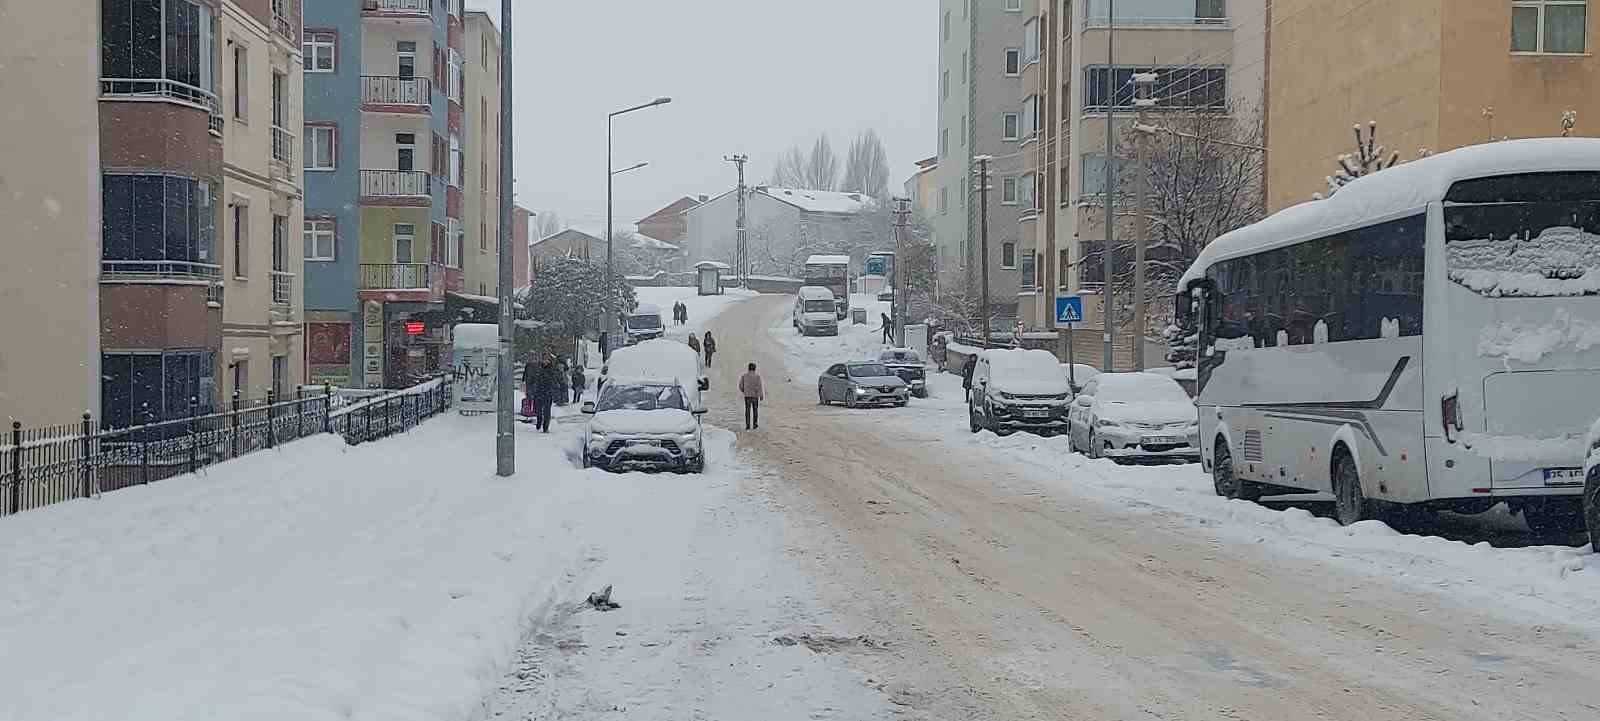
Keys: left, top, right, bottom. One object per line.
{"left": 1097, "top": 375, "right": 1191, "bottom": 405}
{"left": 847, "top": 363, "right": 890, "bottom": 378}
{"left": 595, "top": 383, "right": 686, "bottom": 412}
{"left": 803, "top": 299, "right": 834, "bottom": 312}
{"left": 626, "top": 314, "right": 663, "bottom": 330}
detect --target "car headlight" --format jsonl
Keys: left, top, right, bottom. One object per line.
{"left": 998, "top": 391, "right": 1016, "bottom": 401}
{"left": 590, "top": 429, "right": 609, "bottom": 438}
{"left": 1096, "top": 419, "right": 1122, "bottom": 428}
{"left": 854, "top": 387, "right": 868, "bottom": 394}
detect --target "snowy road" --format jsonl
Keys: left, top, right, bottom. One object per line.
{"left": 697, "top": 295, "right": 1600, "bottom": 720}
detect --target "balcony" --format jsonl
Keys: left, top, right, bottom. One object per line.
{"left": 1084, "top": 15, "right": 1228, "bottom": 28}
{"left": 360, "top": 169, "right": 431, "bottom": 199}
{"left": 270, "top": 271, "right": 295, "bottom": 307}
{"left": 273, "top": 12, "right": 295, "bottom": 41}
{"left": 361, "top": 76, "right": 431, "bottom": 108}
{"left": 270, "top": 125, "right": 295, "bottom": 170}
{"left": 100, "top": 77, "right": 223, "bottom": 135}
{"left": 362, "top": 0, "right": 430, "bottom": 16}
{"left": 102, "top": 260, "right": 223, "bottom": 282}
{"left": 360, "top": 263, "right": 432, "bottom": 291}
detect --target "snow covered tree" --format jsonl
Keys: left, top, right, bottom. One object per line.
{"left": 1321, "top": 121, "right": 1400, "bottom": 198}
{"left": 516, "top": 257, "right": 636, "bottom": 340}
{"left": 841, "top": 129, "right": 892, "bottom": 201}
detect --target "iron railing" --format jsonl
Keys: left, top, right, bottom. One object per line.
{"left": 360, "top": 169, "right": 431, "bottom": 197}
{"left": 362, "top": 0, "right": 430, "bottom": 13}
{"left": 1084, "top": 15, "right": 1229, "bottom": 28}
{"left": 271, "top": 125, "right": 295, "bottom": 166}
{"left": 360, "top": 263, "right": 431, "bottom": 290}
{"left": 0, "top": 376, "right": 452, "bottom": 519}
{"left": 100, "top": 78, "right": 224, "bottom": 135}
{"left": 273, "top": 14, "right": 295, "bottom": 41}
{"left": 102, "top": 260, "right": 223, "bottom": 281}
{"left": 270, "top": 271, "right": 295, "bottom": 307}
{"left": 361, "top": 75, "right": 430, "bottom": 105}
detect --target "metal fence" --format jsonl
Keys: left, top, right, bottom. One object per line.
{"left": 0, "top": 375, "right": 453, "bottom": 519}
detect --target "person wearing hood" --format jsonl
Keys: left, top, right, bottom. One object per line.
{"left": 528, "top": 355, "right": 562, "bottom": 433}
{"left": 702, "top": 331, "right": 717, "bottom": 366}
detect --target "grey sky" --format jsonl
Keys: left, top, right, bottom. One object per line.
{"left": 466, "top": 0, "right": 937, "bottom": 236}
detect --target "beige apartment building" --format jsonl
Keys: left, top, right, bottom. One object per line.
{"left": 463, "top": 11, "right": 503, "bottom": 297}
{"left": 220, "top": 0, "right": 306, "bottom": 402}
{"left": 0, "top": 3, "right": 102, "bottom": 426}
{"left": 1269, "top": 0, "right": 1600, "bottom": 211}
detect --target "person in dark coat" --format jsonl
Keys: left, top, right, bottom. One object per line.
{"left": 569, "top": 362, "right": 586, "bottom": 404}
{"left": 687, "top": 333, "right": 701, "bottom": 355}
{"left": 679, "top": 301, "right": 689, "bottom": 325}
{"left": 554, "top": 358, "right": 570, "bottom": 406}
{"left": 881, "top": 313, "right": 894, "bottom": 344}
{"left": 529, "top": 355, "right": 562, "bottom": 432}
{"left": 702, "top": 331, "right": 717, "bottom": 366}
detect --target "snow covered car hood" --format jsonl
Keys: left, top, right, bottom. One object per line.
{"left": 848, "top": 375, "right": 907, "bottom": 387}
{"left": 990, "top": 378, "right": 1072, "bottom": 396}
{"left": 589, "top": 409, "right": 698, "bottom": 436}
{"left": 1096, "top": 400, "right": 1197, "bottom": 426}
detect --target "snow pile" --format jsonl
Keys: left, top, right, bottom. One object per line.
{"left": 1477, "top": 308, "right": 1600, "bottom": 364}
{"left": 1460, "top": 431, "right": 1588, "bottom": 462}
{"left": 1447, "top": 227, "right": 1600, "bottom": 297}
{"left": 773, "top": 294, "right": 892, "bottom": 380}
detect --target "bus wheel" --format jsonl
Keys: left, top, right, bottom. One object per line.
{"left": 1332, "top": 449, "right": 1369, "bottom": 526}
{"left": 1584, "top": 469, "right": 1599, "bottom": 551}
{"left": 1212, "top": 443, "right": 1260, "bottom": 501}
{"left": 1523, "top": 498, "right": 1586, "bottom": 536}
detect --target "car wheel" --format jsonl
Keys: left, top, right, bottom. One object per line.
{"left": 1332, "top": 448, "right": 1370, "bottom": 526}
{"left": 818, "top": 385, "right": 828, "bottom": 405}
{"left": 686, "top": 455, "right": 706, "bottom": 474}
{"left": 895, "top": 400, "right": 908, "bottom": 408}
{"left": 845, "top": 392, "right": 857, "bottom": 409}
{"left": 1523, "top": 498, "right": 1586, "bottom": 536}
{"left": 968, "top": 404, "right": 981, "bottom": 433}
{"left": 1584, "top": 468, "right": 1599, "bottom": 551}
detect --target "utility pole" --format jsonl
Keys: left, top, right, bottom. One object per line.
{"left": 725, "top": 154, "right": 749, "bottom": 286}
{"left": 1102, "top": 0, "right": 1116, "bottom": 372}
{"left": 974, "top": 155, "right": 993, "bottom": 347}
{"left": 891, "top": 197, "right": 911, "bottom": 346}
{"left": 1131, "top": 71, "right": 1157, "bottom": 371}
{"left": 494, "top": 0, "right": 515, "bottom": 477}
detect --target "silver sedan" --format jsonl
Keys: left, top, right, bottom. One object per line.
{"left": 818, "top": 361, "right": 910, "bottom": 408}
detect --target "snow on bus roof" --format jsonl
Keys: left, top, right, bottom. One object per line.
{"left": 805, "top": 254, "right": 851, "bottom": 266}
{"left": 1180, "top": 138, "right": 1600, "bottom": 288}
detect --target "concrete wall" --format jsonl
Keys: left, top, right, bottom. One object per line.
{"left": 361, "top": 207, "right": 433, "bottom": 264}
{"left": 0, "top": 1, "right": 101, "bottom": 424}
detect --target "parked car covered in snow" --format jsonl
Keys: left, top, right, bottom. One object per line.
{"left": 878, "top": 347, "right": 928, "bottom": 397}
{"left": 818, "top": 361, "right": 909, "bottom": 408}
{"left": 582, "top": 340, "right": 708, "bottom": 473}
{"left": 1068, "top": 372, "right": 1199, "bottom": 462}
{"left": 623, "top": 304, "right": 667, "bottom": 345}
{"left": 1060, "top": 363, "right": 1100, "bottom": 395}
{"left": 966, "top": 348, "right": 1073, "bottom": 435}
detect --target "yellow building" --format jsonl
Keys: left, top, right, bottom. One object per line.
{"left": 462, "top": 11, "right": 503, "bottom": 298}
{"left": 1269, "top": 0, "right": 1600, "bottom": 211}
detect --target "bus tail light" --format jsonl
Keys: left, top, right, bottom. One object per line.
{"left": 1441, "top": 392, "right": 1462, "bottom": 443}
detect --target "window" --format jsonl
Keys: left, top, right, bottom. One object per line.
{"left": 449, "top": 133, "right": 462, "bottom": 187}
{"left": 232, "top": 45, "right": 247, "bottom": 120}
{"left": 394, "top": 223, "right": 416, "bottom": 264}
{"left": 304, "top": 218, "right": 335, "bottom": 261}
{"left": 1002, "top": 112, "right": 1020, "bottom": 140}
{"left": 942, "top": 70, "right": 950, "bottom": 100}
{"left": 446, "top": 218, "right": 463, "bottom": 267}
{"left": 961, "top": 51, "right": 968, "bottom": 83}
{"left": 481, "top": 34, "right": 490, "bottom": 68}
{"left": 1085, "top": 66, "right": 1227, "bottom": 110}
{"left": 1060, "top": 165, "right": 1070, "bottom": 205}
{"left": 396, "top": 41, "right": 416, "bottom": 79}
{"left": 1020, "top": 173, "right": 1037, "bottom": 210}
{"left": 1021, "top": 95, "right": 1039, "bottom": 139}
{"left": 1512, "top": 1, "right": 1587, "bottom": 53}
{"left": 101, "top": 349, "right": 217, "bottom": 428}
{"left": 1005, "top": 0, "right": 1022, "bottom": 10}
{"left": 960, "top": 114, "right": 967, "bottom": 146}
{"left": 480, "top": 221, "right": 488, "bottom": 251}
{"left": 271, "top": 215, "right": 287, "bottom": 273}
{"left": 272, "top": 355, "right": 288, "bottom": 399}
{"left": 1004, "top": 48, "right": 1022, "bottom": 76}
{"left": 303, "top": 31, "right": 336, "bottom": 72}
{"left": 1002, "top": 177, "right": 1019, "bottom": 204}
{"left": 939, "top": 186, "right": 949, "bottom": 215}
{"left": 940, "top": 128, "right": 949, "bottom": 158}
{"left": 1081, "top": 153, "right": 1136, "bottom": 197}
{"left": 232, "top": 198, "right": 248, "bottom": 278}
{"left": 448, "top": 48, "right": 463, "bottom": 103}
{"left": 396, "top": 133, "right": 416, "bottom": 171}
{"left": 942, "top": 10, "right": 950, "bottom": 42}
{"left": 1002, "top": 242, "right": 1017, "bottom": 268}
{"left": 1059, "top": 249, "right": 1071, "bottom": 289}
{"left": 1207, "top": 214, "right": 1426, "bottom": 347}
{"left": 1020, "top": 253, "right": 1037, "bottom": 291}
{"left": 1024, "top": 18, "right": 1040, "bottom": 63}
{"left": 101, "top": 174, "right": 216, "bottom": 274}
{"left": 101, "top": 0, "right": 216, "bottom": 102}
{"left": 1195, "top": 0, "right": 1227, "bottom": 23}
{"left": 271, "top": 72, "right": 286, "bottom": 128}
{"left": 305, "top": 125, "right": 336, "bottom": 170}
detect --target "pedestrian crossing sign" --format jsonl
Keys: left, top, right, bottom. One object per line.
{"left": 1056, "top": 295, "right": 1083, "bottom": 325}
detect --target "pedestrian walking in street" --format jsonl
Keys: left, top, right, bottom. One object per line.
{"left": 529, "top": 354, "right": 562, "bottom": 433}
{"left": 881, "top": 312, "right": 894, "bottom": 344}
{"left": 687, "top": 333, "right": 701, "bottom": 355}
{"left": 679, "top": 301, "right": 689, "bottom": 326}
{"left": 554, "top": 358, "right": 570, "bottom": 407}
{"left": 569, "top": 362, "right": 586, "bottom": 404}
{"left": 702, "top": 331, "right": 717, "bottom": 366}
{"left": 739, "top": 362, "right": 765, "bottom": 430}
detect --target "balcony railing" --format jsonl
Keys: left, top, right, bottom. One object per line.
{"left": 102, "top": 260, "right": 223, "bottom": 281}
{"left": 270, "top": 271, "right": 295, "bottom": 307}
{"left": 1084, "top": 15, "right": 1228, "bottom": 28}
{"left": 361, "top": 169, "right": 431, "bottom": 197}
{"left": 361, "top": 75, "right": 431, "bottom": 105}
{"left": 360, "top": 263, "right": 432, "bottom": 290}
{"left": 363, "top": 0, "right": 430, "bottom": 13}
{"left": 271, "top": 125, "right": 294, "bottom": 166}
{"left": 100, "top": 78, "right": 223, "bottom": 134}
{"left": 273, "top": 13, "right": 295, "bottom": 41}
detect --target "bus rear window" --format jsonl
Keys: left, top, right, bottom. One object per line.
{"left": 1444, "top": 172, "right": 1600, "bottom": 297}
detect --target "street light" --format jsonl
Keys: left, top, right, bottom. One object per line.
{"left": 604, "top": 97, "right": 671, "bottom": 359}
{"left": 610, "top": 161, "right": 649, "bottom": 176}
{"left": 495, "top": 0, "right": 517, "bottom": 476}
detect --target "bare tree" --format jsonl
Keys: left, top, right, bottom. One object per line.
{"left": 803, "top": 135, "right": 840, "bottom": 191}
{"left": 769, "top": 145, "right": 808, "bottom": 188}
{"left": 841, "top": 129, "right": 892, "bottom": 201}
{"left": 533, "top": 211, "right": 567, "bottom": 240}
{"left": 1318, "top": 121, "right": 1400, "bottom": 199}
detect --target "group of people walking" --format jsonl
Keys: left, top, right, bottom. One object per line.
{"left": 671, "top": 301, "right": 690, "bottom": 325}
{"left": 687, "top": 330, "right": 717, "bottom": 367}
{"left": 521, "top": 353, "right": 585, "bottom": 433}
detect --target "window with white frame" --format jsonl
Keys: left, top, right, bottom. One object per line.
{"left": 449, "top": 133, "right": 462, "bottom": 187}
{"left": 394, "top": 223, "right": 415, "bottom": 264}
{"left": 1024, "top": 18, "right": 1039, "bottom": 62}
{"left": 396, "top": 41, "right": 416, "bottom": 79}
{"left": 447, "top": 218, "right": 463, "bottom": 267}
{"left": 1004, "top": 48, "right": 1021, "bottom": 76}
{"left": 1021, "top": 95, "right": 1039, "bottom": 139}
{"left": 1002, "top": 112, "right": 1020, "bottom": 141}
{"left": 1512, "top": 1, "right": 1587, "bottom": 53}
{"left": 303, "top": 32, "right": 336, "bottom": 73}
{"left": 1005, "top": 0, "right": 1022, "bottom": 11}
{"left": 1019, "top": 173, "right": 1037, "bottom": 210}
{"left": 304, "top": 218, "right": 336, "bottom": 261}
{"left": 448, "top": 48, "right": 463, "bottom": 102}
{"left": 304, "top": 125, "right": 336, "bottom": 170}
{"left": 942, "top": 70, "right": 950, "bottom": 100}
{"left": 1002, "top": 177, "right": 1019, "bottom": 204}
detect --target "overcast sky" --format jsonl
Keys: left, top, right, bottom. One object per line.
{"left": 465, "top": 0, "right": 937, "bottom": 236}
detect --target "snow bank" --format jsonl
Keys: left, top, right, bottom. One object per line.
{"left": 1477, "top": 309, "right": 1600, "bottom": 364}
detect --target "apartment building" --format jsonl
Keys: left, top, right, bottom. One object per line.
{"left": 302, "top": 0, "right": 471, "bottom": 388}
{"left": 0, "top": 3, "right": 101, "bottom": 426}
{"left": 219, "top": 0, "right": 305, "bottom": 402}
{"left": 462, "top": 10, "right": 502, "bottom": 298}
{"left": 1269, "top": 0, "right": 1600, "bottom": 211}
{"left": 903, "top": 156, "right": 940, "bottom": 223}
{"left": 933, "top": 0, "right": 1034, "bottom": 320}
{"left": 1030, "top": 0, "right": 1265, "bottom": 345}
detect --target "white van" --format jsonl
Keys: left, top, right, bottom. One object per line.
{"left": 793, "top": 286, "right": 839, "bottom": 336}
{"left": 624, "top": 304, "right": 666, "bottom": 344}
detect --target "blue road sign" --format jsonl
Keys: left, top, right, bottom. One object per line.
{"left": 866, "top": 256, "right": 887, "bottom": 276}
{"left": 1056, "top": 295, "right": 1083, "bottom": 325}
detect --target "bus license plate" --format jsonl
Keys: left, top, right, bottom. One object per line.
{"left": 1542, "top": 467, "right": 1583, "bottom": 485}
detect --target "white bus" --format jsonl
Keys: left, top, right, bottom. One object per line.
{"left": 1178, "top": 138, "right": 1600, "bottom": 534}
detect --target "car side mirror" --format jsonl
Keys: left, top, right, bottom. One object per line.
{"left": 699, "top": 377, "right": 710, "bottom": 391}
{"left": 692, "top": 405, "right": 708, "bottom": 416}
{"left": 581, "top": 401, "right": 597, "bottom": 414}
{"left": 1075, "top": 396, "right": 1093, "bottom": 407}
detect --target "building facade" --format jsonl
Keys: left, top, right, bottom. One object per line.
{"left": 636, "top": 196, "right": 705, "bottom": 247}
{"left": 530, "top": 229, "right": 606, "bottom": 277}
{"left": 0, "top": 2, "right": 102, "bottom": 426}
{"left": 1269, "top": 0, "right": 1600, "bottom": 211}
{"left": 462, "top": 10, "right": 502, "bottom": 298}
{"left": 683, "top": 187, "right": 875, "bottom": 276}
{"left": 513, "top": 205, "right": 532, "bottom": 288}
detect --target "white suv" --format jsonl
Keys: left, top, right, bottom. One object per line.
{"left": 583, "top": 339, "right": 709, "bottom": 473}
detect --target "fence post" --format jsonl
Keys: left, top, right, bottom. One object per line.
{"left": 230, "top": 390, "right": 241, "bottom": 459}
{"left": 141, "top": 405, "right": 153, "bottom": 485}
{"left": 9, "top": 421, "right": 21, "bottom": 515}
{"left": 385, "top": 395, "right": 394, "bottom": 437}
{"left": 295, "top": 386, "right": 305, "bottom": 439}
{"left": 80, "top": 412, "right": 93, "bottom": 499}
{"left": 266, "top": 387, "right": 277, "bottom": 449}
{"left": 188, "top": 397, "right": 200, "bottom": 474}
{"left": 322, "top": 382, "right": 333, "bottom": 433}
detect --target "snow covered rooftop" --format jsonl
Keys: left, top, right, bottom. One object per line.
{"left": 695, "top": 261, "right": 731, "bottom": 270}
{"left": 805, "top": 254, "right": 851, "bottom": 266}
{"left": 631, "top": 233, "right": 679, "bottom": 251}
{"left": 758, "top": 187, "right": 875, "bottom": 214}
{"left": 1182, "top": 138, "right": 1600, "bottom": 287}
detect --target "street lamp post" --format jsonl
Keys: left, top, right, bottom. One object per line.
{"left": 495, "top": 0, "right": 516, "bottom": 477}
{"left": 604, "top": 97, "right": 671, "bottom": 360}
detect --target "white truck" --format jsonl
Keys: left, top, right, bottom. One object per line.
{"left": 802, "top": 254, "right": 851, "bottom": 320}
